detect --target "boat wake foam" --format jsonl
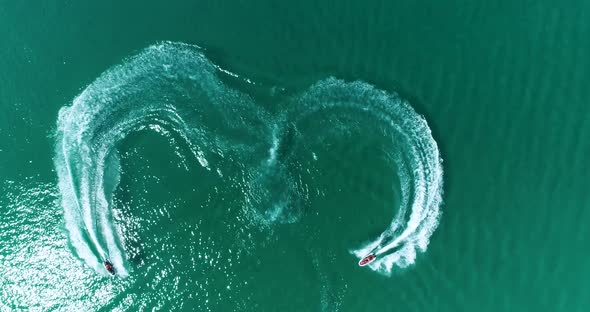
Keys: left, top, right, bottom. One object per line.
{"left": 54, "top": 42, "right": 443, "bottom": 277}
{"left": 284, "top": 79, "right": 443, "bottom": 275}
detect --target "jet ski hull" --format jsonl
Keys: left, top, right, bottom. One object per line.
{"left": 104, "top": 260, "right": 116, "bottom": 275}
{"left": 359, "top": 254, "right": 376, "bottom": 266}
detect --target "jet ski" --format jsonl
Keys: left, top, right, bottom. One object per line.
{"left": 358, "top": 254, "right": 376, "bottom": 266}
{"left": 104, "top": 260, "right": 116, "bottom": 275}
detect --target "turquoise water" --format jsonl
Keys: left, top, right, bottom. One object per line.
{"left": 2, "top": 1, "right": 590, "bottom": 311}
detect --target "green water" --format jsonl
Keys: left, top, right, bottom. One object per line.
{"left": 1, "top": 0, "right": 589, "bottom": 311}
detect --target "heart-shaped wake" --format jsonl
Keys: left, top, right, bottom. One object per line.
{"left": 54, "top": 42, "right": 443, "bottom": 277}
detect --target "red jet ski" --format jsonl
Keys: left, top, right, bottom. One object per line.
{"left": 104, "top": 260, "right": 116, "bottom": 275}
{"left": 358, "top": 254, "right": 376, "bottom": 266}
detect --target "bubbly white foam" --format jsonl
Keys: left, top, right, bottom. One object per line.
{"left": 55, "top": 42, "right": 443, "bottom": 277}
{"left": 55, "top": 42, "right": 268, "bottom": 276}
{"left": 285, "top": 79, "right": 443, "bottom": 275}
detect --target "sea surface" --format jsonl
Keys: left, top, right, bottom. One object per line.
{"left": 1, "top": 1, "right": 589, "bottom": 311}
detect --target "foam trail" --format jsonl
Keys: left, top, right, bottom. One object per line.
{"left": 54, "top": 42, "right": 268, "bottom": 276}
{"left": 54, "top": 42, "right": 442, "bottom": 277}
{"left": 286, "top": 79, "right": 443, "bottom": 274}
{"left": 267, "top": 125, "right": 280, "bottom": 165}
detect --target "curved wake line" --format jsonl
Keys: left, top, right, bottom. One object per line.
{"left": 288, "top": 79, "right": 443, "bottom": 274}
{"left": 54, "top": 42, "right": 264, "bottom": 276}
{"left": 54, "top": 42, "right": 443, "bottom": 277}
